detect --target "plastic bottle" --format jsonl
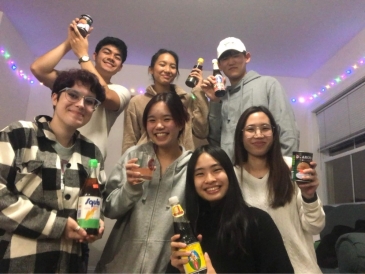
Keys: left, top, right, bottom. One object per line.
{"left": 185, "top": 58, "right": 204, "bottom": 88}
{"left": 212, "top": 59, "right": 226, "bottom": 97}
{"left": 169, "top": 196, "right": 207, "bottom": 274}
{"left": 77, "top": 159, "right": 102, "bottom": 235}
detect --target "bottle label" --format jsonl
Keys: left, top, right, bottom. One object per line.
{"left": 77, "top": 196, "right": 102, "bottom": 228}
{"left": 171, "top": 204, "right": 184, "bottom": 217}
{"left": 214, "top": 75, "right": 225, "bottom": 91}
{"left": 181, "top": 242, "right": 207, "bottom": 274}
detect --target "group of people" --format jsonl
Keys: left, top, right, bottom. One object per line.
{"left": 0, "top": 17, "right": 325, "bottom": 274}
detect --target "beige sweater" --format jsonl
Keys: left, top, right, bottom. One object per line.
{"left": 122, "top": 84, "right": 209, "bottom": 154}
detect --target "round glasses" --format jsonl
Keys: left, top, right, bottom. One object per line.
{"left": 243, "top": 124, "right": 274, "bottom": 138}
{"left": 59, "top": 87, "right": 101, "bottom": 111}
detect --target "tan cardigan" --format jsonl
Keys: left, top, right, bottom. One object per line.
{"left": 122, "top": 84, "right": 209, "bottom": 154}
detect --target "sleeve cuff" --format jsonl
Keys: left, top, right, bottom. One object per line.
{"left": 302, "top": 192, "right": 318, "bottom": 203}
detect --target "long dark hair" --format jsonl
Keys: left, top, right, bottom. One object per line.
{"left": 233, "top": 106, "right": 294, "bottom": 208}
{"left": 142, "top": 92, "right": 189, "bottom": 138}
{"left": 186, "top": 145, "right": 253, "bottom": 255}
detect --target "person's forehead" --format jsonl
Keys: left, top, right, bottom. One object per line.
{"left": 100, "top": 45, "right": 121, "bottom": 55}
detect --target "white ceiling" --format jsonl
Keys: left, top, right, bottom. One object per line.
{"left": 1, "top": 0, "right": 365, "bottom": 78}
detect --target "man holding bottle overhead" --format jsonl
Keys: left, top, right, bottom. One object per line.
{"left": 31, "top": 17, "right": 130, "bottom": 159}
{"left": 201, "top": 37, "right": 299, "bottom": 161}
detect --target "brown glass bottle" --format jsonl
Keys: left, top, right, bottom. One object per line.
{"left": 77, "top": 159, "right": 102, "bottom": 235}
{"left": 185, "top": 58, "right": 204, "bottom": 88}
{"left": 212, "top": 59, "right": 226, "bottom": 97}
{"left": 169, "top": 196, "right": 207, "bottom": 274}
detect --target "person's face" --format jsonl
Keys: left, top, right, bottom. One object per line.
{"left": 194, "top": 152, "right": 229, "bottom": 205}
{"left": 218, "top": 51, "right": 251, "bottom": 84}
{"left": 242, "top": 112, "right": 274, "bottom": 158}
{"left": 146, "top": 101, "right": 182, "bottom": 149}
{"left": 148, "top": 53, "right": 177, "bottom": 86}
{"left": 93, "top": 45, "right": 123, "bottom": 76}
{"left": 52, "top": 82, "right": 95, "bottom": 130}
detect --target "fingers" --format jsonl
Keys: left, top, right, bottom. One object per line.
{"left": 64, "top": 218, "right": 87, "bottom": 240}
{"left": 204, "top": 252, "right": 216, "bottom": 274}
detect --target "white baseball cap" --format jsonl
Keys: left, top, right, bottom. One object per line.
{"left": 217, "top": 37, "right": 246, "bottom": 59}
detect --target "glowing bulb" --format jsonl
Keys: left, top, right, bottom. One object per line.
{"left": 11, "top": 64, "right": 17, "bottom": 70}
{"left": 321, "top": 88, "right": 325, "bottom": 92}
{"left": 313, "top": 94, "right": 317, "bottom": 98}
{"left": 353, "top": 64, "right": 358, "bottom": 69}
{"left": 30, "top": 80, "right": 34, "bottom": 84}
{"left": 346, "top": 69, "right": 352, "bottom": 74}
{"left": 326, "top": 85, "right": 330, "bottom": 89}
{"left": 291, "top": 98, "right": 296, "bottom": 103}
{"left": 4, "top": 52, "right": 10, "bottom": 59}
{"left": 130, "top": 88, "right": 135, "bottom": 93}
{"left": 299, "top": 97, "right": 305, "bottom": 103}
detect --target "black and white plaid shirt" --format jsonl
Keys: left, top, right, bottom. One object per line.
{"left": 0, "top": 115, "right": 105, "bottom": 273}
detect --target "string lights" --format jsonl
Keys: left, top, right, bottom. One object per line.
{"left": 3, "top": 45, "right": 363, "bottom": 103}
{"left": 291, "top": 56, "right": 365, "bottom": 103}
{"left": 0, "top": 47, "right": 38, "bottom": 85}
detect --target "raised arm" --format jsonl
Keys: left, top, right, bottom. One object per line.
{"left": 69, "top": 21, "right": 122, "bottom": 111}
{"left": 30, "top": 20, "right": 75, "bottom": 89}
{"left": 189, "top": 68, "right": 209, "bottom": 139}
{"left": 103, "top": 150, "right": 145, "bottom": 219}
{"left": 201, "top": 75, "right": 223, "bottom": 146}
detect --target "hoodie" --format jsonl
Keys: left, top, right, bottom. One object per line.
{"left": 208, "top": 70, "right": 300, "bottom": 160}
{"left": 96, "top": 142, "right": 192, "bottom": 273}
{"left": 122, "top": 84, "right": 209, "bottom": 154}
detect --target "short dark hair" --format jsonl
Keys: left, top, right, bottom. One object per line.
{"left": 185, "top": 145, "right": 253, "bottom": 255}
{"left": 95, "top": 36, "right": 128, "bottom": 63}
{"left": 234, "top": 106, "right": 294, "bottom": 208}
{"left": 142, "top": 92, "right": 189, "bottom": 138}
{"left": 52, "top": 69, "right": 106, "bottom": 103}
{"left": 149, "top": 49, "right": 180, "bottom": 76}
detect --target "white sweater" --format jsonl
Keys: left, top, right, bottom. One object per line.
{"left": 235, "top": 167, "right": 325, "bottom": 274}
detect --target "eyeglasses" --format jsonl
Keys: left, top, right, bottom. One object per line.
{"left": 59, "top": 88, "right": 101, "bottom": 110}
{"left": 243, "top": 124, "right": 274, "bottom": 138}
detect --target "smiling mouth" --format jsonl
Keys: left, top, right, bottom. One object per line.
{"left": 155, "top": 133, "right": 168, "bottom": 137}
{"left": 205, "top": 186, "right": 220, "bottom": 193}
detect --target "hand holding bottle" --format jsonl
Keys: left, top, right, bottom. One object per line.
{"left": 201, "top": 76, "right": 226, "bottom": 102}
{"left": 63, "top": 217, "right": 87, "bottom": 241}
{"left": 188, "top": 68, "right": 204, "bottom": 88}
{"left": 170, "top": 234, "right": 191, "bottom": 273}
{"left": 186, "top": 58, "right": 204, "bottom": 88}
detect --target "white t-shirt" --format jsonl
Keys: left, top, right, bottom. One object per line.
{"left": 79, "top": 84, "right": 130, "bottom": 159}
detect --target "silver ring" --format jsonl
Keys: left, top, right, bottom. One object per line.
{"left": 75, "top": 226, "right": 81, "bottom": 232}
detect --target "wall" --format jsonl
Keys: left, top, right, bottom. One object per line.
{"left": 0, "top": 12, "right": 34, "bottom": 129}
{"left": 2, "top": 10, "right": 365, "bottom": 270}
{"left": 304, "top": 27, "right": 365, "bottom": 205}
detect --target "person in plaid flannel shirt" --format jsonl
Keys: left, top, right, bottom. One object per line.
{"left": 0, "top": 69, "right": 106, "bottom": 273}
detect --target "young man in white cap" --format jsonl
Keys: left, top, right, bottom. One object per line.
{"left": 202, "top": 37, "right": 299, "bottom": 161}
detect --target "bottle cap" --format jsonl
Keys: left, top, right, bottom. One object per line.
{"left": 168, "top": 196, "right": 179, "bottom": 206}
{"left": 197, "top": 58, "right": 204, "bottom": 64}
{"left": 89, "top": 159, "right": 98, "bottom": 168}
